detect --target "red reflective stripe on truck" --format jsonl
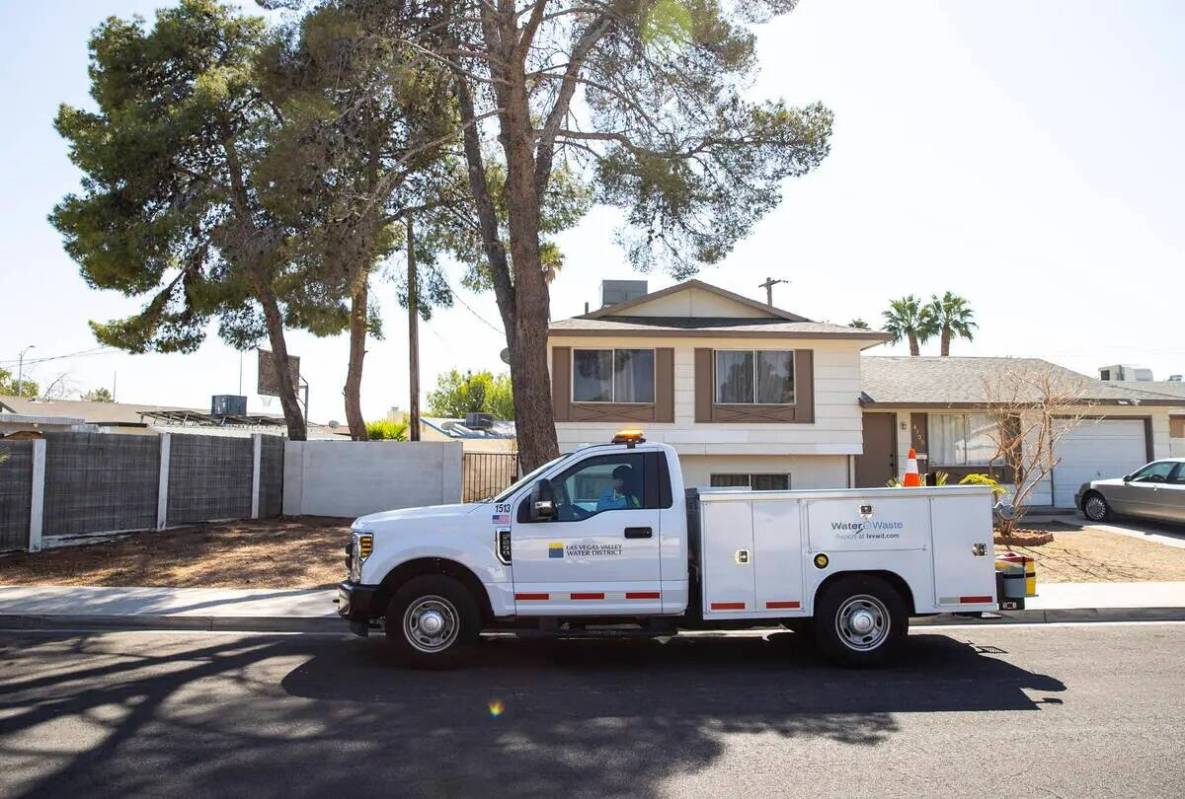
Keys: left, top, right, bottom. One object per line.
{"left": 570, "top": 592, "right": 604, "bottom": 600}
{"left": 711, "top": 602, "right": 746, "bottom": 610}
{"left": 626, "top": 592, "right": 660, "bottom": 600}
{"left": 765, "top": 601, "right": 801, "bottom": 610}
{"left": 515, "top": 593, "right": 549, "bottom": 601}
{"left": 960, "top": 595, "right": 993, "bottom": 604}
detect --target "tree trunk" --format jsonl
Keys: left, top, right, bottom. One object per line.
{"left": 344, "top": 278, "right": 369, "bottom": 441}
{"left": 257, "top": 287, "right": 307, "bottom": 441}
{"left": 908, "top": 332, "right": 920, "bottom": 357}
{"left": 500, "top": 67, "right": 560, "bottom": 471}
{"left": 940, "top": 326, "right": 951, "bottom": 356}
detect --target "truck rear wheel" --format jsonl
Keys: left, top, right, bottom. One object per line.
{"left": 384, "top": 574, "right": 480, "bottom": 669}
{"left": 814, "top": 575, "right": 907, "bottom": 667}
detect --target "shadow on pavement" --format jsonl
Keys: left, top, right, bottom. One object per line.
{"left": 0, "top": 630, "right": 1065, "bottom": 799}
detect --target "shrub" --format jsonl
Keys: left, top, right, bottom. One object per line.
{"left": 959, "top": 473, "right": 1007, "bottom": 496}
{"left": 366, "top": 419, "right": 409, "bottom": 441}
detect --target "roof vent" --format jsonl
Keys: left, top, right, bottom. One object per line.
{"left": 465, "top": 412, "right": 494, "bottom": 430}
{"left": 600, "top": 280, "right": 648, "bottom": 309}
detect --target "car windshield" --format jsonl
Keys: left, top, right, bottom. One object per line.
{"left": 489, "top": 454, "right": 569, "bottom": 503}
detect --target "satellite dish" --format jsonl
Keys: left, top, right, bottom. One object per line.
{"left": 499, "top": 348, "right": 511, "bottom": 365}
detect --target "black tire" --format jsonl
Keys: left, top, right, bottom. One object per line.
{"left": 813, "top": 575, "right": 908, "bottom": 667}
{"left": 384, "top": 574, "right": 481, "bottom": 669}
{"left": 1081, "top": 491, "right": 1111, "bottom": 523}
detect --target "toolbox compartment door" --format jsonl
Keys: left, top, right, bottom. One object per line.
{"left": 700, "top": 500, "right": 756, "bottom": 615}
{"left": 930, "top": 492, "right": 996, "bottom": 607}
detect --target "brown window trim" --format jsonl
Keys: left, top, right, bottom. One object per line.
{"left": 695, "top": 348, "right": 814, "bottom": 423}
{"left": 552, "top": 346, "right": 674, "bottom": 423}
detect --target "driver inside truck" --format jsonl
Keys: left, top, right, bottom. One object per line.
{"left": 597, "top": 464, "right": 642, "bottom": 511}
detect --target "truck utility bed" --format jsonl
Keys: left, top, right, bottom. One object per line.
{"left": 687, "top": 485, "right": 1000, "bottom": 619}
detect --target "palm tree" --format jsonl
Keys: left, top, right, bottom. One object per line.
{"left": 848, "top": 318, "right": 870, "bottom": 330}
{"left": 929, "top": 292, "right": 977, "bottom": 356}
{"left": 882, "top": 295, "right": 936, "bottom": 356}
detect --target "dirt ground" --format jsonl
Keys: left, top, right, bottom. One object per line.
{"left": 0, "top": 517, "right": 351, "bottom": 589}
{"left": 5, "top": 515, "right": 1185, "bottom": 589}
{"left": 997, "top": 527, "right": 1185, "bottom": 583}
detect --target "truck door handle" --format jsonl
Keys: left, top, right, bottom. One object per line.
{"left": 624, "top": 527, "right": 653, "bottom": 539}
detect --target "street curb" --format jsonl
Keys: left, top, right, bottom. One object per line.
{"left": 0, "top": 614, "right": 345, "bottom": 634}
{"left": 912, "top": 607, "right": 1185, "bottom": 625}
{"left": 2, "top": 607, "right": 1185, "bottom": 634}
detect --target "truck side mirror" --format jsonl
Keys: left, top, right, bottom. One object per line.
{"left": 531, "top": 479, "right": 556, "bottom": 521}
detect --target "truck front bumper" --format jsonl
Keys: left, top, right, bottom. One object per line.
{"left": 337, "top": 580, "right": 382, "bottom": 637}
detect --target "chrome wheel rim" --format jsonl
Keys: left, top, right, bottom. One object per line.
{"left": 1084, "top": 495, "right": 1107, "bottom": 521}
{"left": 835, "top": 594, "right": 890, "bottom": 652}
{"left": 403, "top": 595, "right": 460, "bottom": 654}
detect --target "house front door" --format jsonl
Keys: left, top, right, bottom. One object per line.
{"left": 856, "top": 413, "right": 897, "bottom": 488}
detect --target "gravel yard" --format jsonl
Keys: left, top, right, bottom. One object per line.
{"left": 0, "top": 517, "right": 351, "bottom": 589}
{"left": 998, "top": 525, "right": 1185, "bottom": 583}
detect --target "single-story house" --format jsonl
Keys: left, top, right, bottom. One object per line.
{"left": 547, "top": 279, "right": 1185, "bottom": 507}
{"left": 420, "top": 416, "right": 517, "bottom": 453}
{"left": 857, "top": 357, "right": 1185, "bottom": 508}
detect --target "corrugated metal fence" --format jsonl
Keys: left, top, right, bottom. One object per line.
{"left": 0, "top": 440, "right": 34, "bottom": 551}
{"left": 0, "top": 432, "right": 284, "bottom": 552}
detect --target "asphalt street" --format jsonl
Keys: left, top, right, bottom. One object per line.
{"left": 2, "top": 623, "right": 1184, "bottom": 798}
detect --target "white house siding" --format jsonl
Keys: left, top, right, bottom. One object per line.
{"left": 551, "top": 336, "right": 865, "bottom": 450}
{"left": 678, "top": 454, "right": 850, "bottom": 491}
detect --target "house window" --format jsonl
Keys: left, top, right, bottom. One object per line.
{"left": 929, "top": 413, "right": 999, "bottom": 466}
{"left": 715, "top": 350, "right": 795, "bottom": 405}
{"left": 710, "top": 473, "right": 791, "bottom": 490}
{"left": 572, "top": 349, "right": 655, "bottom": 403}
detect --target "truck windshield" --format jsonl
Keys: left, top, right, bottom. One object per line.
{"left": 490, "top": 454, "right": 568, "bottom": 503}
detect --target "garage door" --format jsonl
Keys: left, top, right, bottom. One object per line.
{"left": 1052, "top": 419, "right": 1148, "bottom": 508}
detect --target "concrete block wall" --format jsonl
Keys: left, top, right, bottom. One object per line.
{"left": 283, "top": 440, "right": 463, "bottom": 518}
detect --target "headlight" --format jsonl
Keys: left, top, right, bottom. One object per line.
{"left": 350, "top": 533, "right": 374, "bottom": 581}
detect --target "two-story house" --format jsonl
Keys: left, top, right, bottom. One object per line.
{"left": 547, "top": 280, "right": 889, "bottom": 490}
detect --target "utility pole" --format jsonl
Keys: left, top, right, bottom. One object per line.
{"left": 16, "top": 344, "right": 34, "bottom": 397}
{"left": 407, "top": 216, "right": 421, "bottom": 442}
{"left": 758, "top": 277, "right": 789, "bottom": 307}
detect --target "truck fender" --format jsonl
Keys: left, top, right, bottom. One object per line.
{"left": 375, "top": 558, "right": 496, "bottom": 624}
{"left": 813, "top": 570, "right": 917, "bottom": 616}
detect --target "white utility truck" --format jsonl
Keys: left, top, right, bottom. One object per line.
{"left": 339, "top": 431, "right": 1034, "bottom": 667}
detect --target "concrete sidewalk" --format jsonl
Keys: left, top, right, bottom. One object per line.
{"left": 3, "top": 582, "right": 1185, "bottom": 632}
{"left": 0, "top": 586, "right": 340, "bottom": 632}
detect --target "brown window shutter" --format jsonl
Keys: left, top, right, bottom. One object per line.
{"left": 551, "top": 347, "right": 571, "bottom": 422}
{"left": 655, "top": 348, "right": 675, "bottom": 423}
{"left": 694, "top": 348, "right": 713, "bottom": 422}
{"left": 793, "top": 349, "right": 814, "bottom": 423}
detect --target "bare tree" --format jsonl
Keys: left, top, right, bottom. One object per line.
{"left": 980, "top": 364, "right": 1094, "bottom": 534}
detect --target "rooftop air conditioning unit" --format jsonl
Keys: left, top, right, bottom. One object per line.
{"left": 211, "top": 394, "right": 248, "bottom": 416}
{"left": 465, "top": 412, "right": 494, "bottom": 430}
{"left": 601, "top": 280, "right": 648, "bottom": 308}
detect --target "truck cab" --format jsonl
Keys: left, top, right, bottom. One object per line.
{"left": 339, "top": 431, "right": 1033, "bottom": 668}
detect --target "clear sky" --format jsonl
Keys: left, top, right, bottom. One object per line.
{"left": 1, "top": 1, "right": 1181, "bottom": 423}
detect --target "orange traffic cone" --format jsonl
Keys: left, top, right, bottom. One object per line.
{"left": 902, "top": 448, "right": 922, "bottom": 487}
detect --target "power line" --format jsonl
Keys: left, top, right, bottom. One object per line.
{"left": 0, "top": 346, "right": 116, "bottom": 368}
{"left": 449, "top": 286, "right": 504, "bottom": 335}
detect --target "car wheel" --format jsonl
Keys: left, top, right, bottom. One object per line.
{"left": 1082, "top": 491, "right": 1110, "bottom": 523}
{"left": 384, "top": 575, "right": 481, "bottom": 669}
{"left": 814, "top": 575, "right": 908, "bottom": 668}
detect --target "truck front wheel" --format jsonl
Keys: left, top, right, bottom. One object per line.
{"left": 814, "top": 575, "right": 907, "bottom": 667}
{"left": 384, "top": 574, "right": 481, "bottom": 669}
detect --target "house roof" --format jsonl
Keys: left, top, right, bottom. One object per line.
{"left": 860, "top": 357, "right": 1184, "bottom": 408}
{"left": 1131, "top": 381, "right": 1185, "bottom": 400}
{"left": 580, "top": 279, "right": 811, "bottom": 322}
{"left": 553, "top": 280, "right": 890, "bottom": 344}
{"left": 0, "top": 396, "right": 190, "bottom": 425}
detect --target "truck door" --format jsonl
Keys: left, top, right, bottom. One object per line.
{"left": 511, "top": 451, "right": 664, "bottom": 615}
